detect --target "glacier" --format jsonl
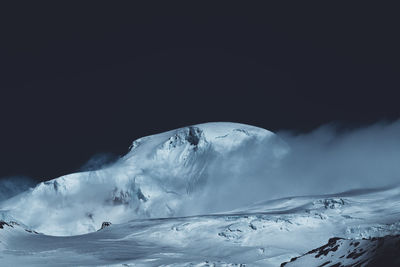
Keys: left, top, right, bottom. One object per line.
{"left": 1, "top": 122, "right": 399, "bottom": 266}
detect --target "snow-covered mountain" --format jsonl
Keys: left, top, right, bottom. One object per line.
{"left": 0, "top": 122, "right": 287, "bottom": 236}
{"left": 1, "top": 122, "right": 400, "bottom": 266}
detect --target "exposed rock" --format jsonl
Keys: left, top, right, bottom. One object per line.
{"left": 99, "top": 221, "right": 112, "bottom": 231}
{"left": 0, "top": 220, "right": 12, "bottom": 229}
{"left": 281, "top": 235, "right": 400, "bottom": 267}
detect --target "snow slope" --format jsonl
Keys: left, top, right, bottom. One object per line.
{"left": 1, "top": 186, "right": 400, "bottom": 266}
{"left": 0, "top": 122, "right": 287, "bottom": 236}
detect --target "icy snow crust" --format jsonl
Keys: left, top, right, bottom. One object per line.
{"left": 1, "top": 122, "right": 400, "bottom": 266}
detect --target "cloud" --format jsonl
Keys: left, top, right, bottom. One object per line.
{"left": 272, "top": 119, "right": 400, "bottom": 197}
{"left": 182, "top": 120, "right": 400, "bottom": 214}
{"left": 0, "top": 176, "right": 37, "bottom": 202}
{"left": 79, "top": 152, "right": 119, "bottom": 171}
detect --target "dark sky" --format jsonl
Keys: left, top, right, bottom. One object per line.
{"left": 0, "top": 2, "right": 399, "bottom": 181}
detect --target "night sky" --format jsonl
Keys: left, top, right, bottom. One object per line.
{"left": 1, "top": 2, "right": 399, "bottom": 182}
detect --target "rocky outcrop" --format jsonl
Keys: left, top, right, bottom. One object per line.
{"left": 99, "top": 221, "right": 112, "bottom": 231}
{"left": 281, "top": 235, "right": 400, "bottom": 267}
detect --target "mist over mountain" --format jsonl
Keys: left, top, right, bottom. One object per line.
{"left": 274, "top": 119, "right": 400, "bottom": 196}
{"left": 0, "top": 176, "right": 36, "bottom": 202}
{"left": 1, "top": 121, "right": 400, "bottom": 266}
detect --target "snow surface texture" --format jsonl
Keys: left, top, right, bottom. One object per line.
{"left": 1, "top": 122, "right": 400, "bottom": 266}
{"left": 2, "top": 186, "right": 400, "bottom": 266}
